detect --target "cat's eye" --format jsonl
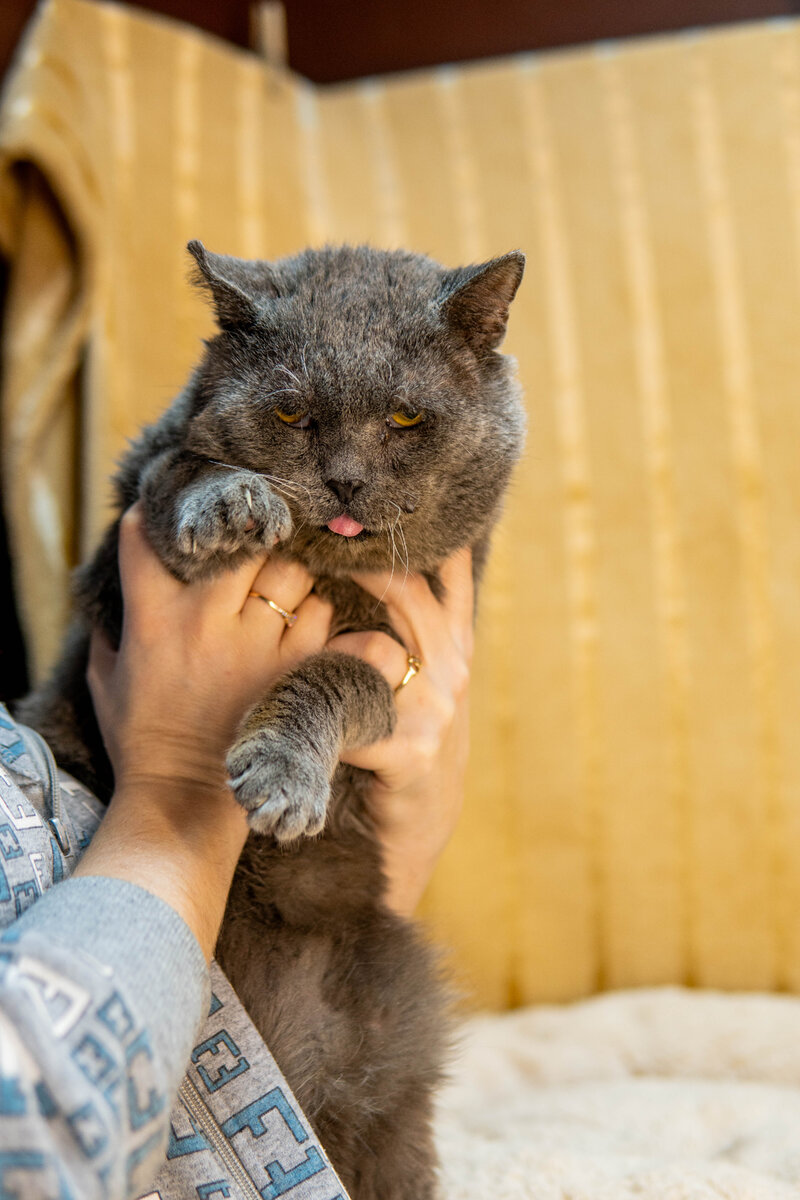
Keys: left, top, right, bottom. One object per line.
{"left": 275, "top": 408, "right": 311, "bottom": 429}
{"left": 387, "top": 409, "right": 426, "bottom": 428}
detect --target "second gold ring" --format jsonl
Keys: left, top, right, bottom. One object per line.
{"left": 395, "top": 654, "right": 422, "bottom": 692}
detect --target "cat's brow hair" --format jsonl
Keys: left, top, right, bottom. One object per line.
{"left": 274, "top": 363, "right": 303, "bottom": 390}
{"left": 262, "top": 388, "right": 303, "bottom": 400}
{"left": 376, "top": 352, "right": 393, "bottom": 386}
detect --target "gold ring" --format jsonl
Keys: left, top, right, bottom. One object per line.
{"left": 395, "top": 654, "right": 422, "bottom": 693}
{"left": 248, "top": 591, "right": 298, "bottom": 627}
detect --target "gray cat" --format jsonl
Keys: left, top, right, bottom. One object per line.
{"left": 20, "top": 241, "right": 525, "bottom": 1199}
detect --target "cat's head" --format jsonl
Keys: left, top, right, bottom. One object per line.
{"left": 185, "top": 241, "right": 525, "bottom": 577}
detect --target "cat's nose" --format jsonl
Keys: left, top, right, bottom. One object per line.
{"left": 326, "top": 478, "right": 364, "bottom": 507}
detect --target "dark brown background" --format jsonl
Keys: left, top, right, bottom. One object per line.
{"left": 2, "top": 0, "right": 799, "bottom": 83}
{"left": 0, "top": 0, "right": 797, "bottom": 699}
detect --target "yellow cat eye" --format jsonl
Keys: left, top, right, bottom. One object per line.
{"left": 388, "top": 409, "right": 426, "bottom": 428}
{"left": 275, "top": 408, "right": 310, "bottom": 428}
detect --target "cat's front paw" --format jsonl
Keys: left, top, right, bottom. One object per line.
{"left": 227, "top": 730, "right": 329, "bottom": 841}
{"left": 174, "top": 472, "right": 292, "bottom": 566}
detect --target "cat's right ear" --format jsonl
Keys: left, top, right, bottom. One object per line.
{"left": 187, "top": 241, "right": 272, "bottom": 331}
{"left": 440, "top": 252, "right": 525, "bottom": 353}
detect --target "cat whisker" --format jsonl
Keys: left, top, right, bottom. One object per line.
{"left": 262, "top": 473, "right": 313, "bottom": 499}
{"left": 368, "top": 525, "right": 396, "bottom": 614}
{"left": 396, "top": 518, "right": 410, "bottom": 580}
{"left": 288, "top": 508, "right": 312, "bottom": 551}
{"left": 206, "top": 460, "right": 316, "bottom": 539}
{"left": 259, "top": 481, "right": 296, "bottom": 506}
{"left": 258, "top": 477, "right": 306, "bottom": 502}
{"left": 372, "top": 504, "right": 409, "bottom": 612}
{"left": 206, "top": 459, "right": 312, "bottom": 500}
{"left": 386, "top": 523, "right": 398, "bottom": 594}
{"left": 207, "top": 457, "right": 245, "bottom": 472}
{"left": 386, "top": 502, "right": 409, "bottom": 581}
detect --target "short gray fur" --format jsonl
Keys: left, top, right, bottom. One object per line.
{"left": 20, "top": 241, "right": 525, "bottom": 1200}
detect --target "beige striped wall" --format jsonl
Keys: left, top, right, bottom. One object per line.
{"left": 3, "top": 0, "right": 800, "bottom": 1008}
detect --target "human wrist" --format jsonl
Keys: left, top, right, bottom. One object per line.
{"left": 110, "top": 766, "right": 232, "bottom": 809}
{"left": 75, "top": 778, "right": 248, "bottom": 959}
{"left": 107, "top": 735, "right": 234, "bottom": 794}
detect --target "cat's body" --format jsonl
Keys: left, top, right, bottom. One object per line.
{"left": 20, "top": 242, "right": 525, "bottom": 1199}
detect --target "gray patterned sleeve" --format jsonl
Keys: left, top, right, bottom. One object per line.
{"left": 0, "top": 879, "right": 209, "bottom": 1199}
{"left": 0, "top": 710, "right": 210, "bottom": 1198}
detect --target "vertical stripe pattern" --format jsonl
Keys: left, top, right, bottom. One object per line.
{"left": 435, "top": 68, "right": 483, "bottom": 261}
{"left": 521, "top": 61, "right": 605, "bottom": 990}
{"left": 4, "top": 0, "right": 800, "bottom": 1006}
{"left": 296, "top": 84, "right": 329, "bottom": 246}
{"left": 690, "top": 42, "right": 782, "bottom": 986}
{"left": 236, "top": 63, "right": 266, "bottom": 258}
{"left": 358, "top": 80, "right": 406, "bottom": 248}
{"left": 598, "top": 48, "right": 694, "bottom": 983}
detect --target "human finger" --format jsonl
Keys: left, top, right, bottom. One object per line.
{"left": 354, "top": 549, "right": 475, "bottom": 663}
{"left": 340, "top": 669, "right": 458, "bottom": 773}
{"left": 242, "top": 555, "right": 315, "bottom": 629}
{"left": 117, "top": 506, "right": 185, "bottom": 620}
{"left": 352, "top": 546, "right": 472, "bottom": 613}
{"left": 349, "top": 561, "right": 471, "bottom": 681}
{"left": 348, "top": 572, "right": 435, "bottom": 660}
{"left": 280, "top": 593, "right": 335, "bottom": 662}
{"left": 328, "top": 630, "right": 412, "bottom": 692}
{"left": 118, "top": 505, "right": 273, "bottom": 622}
{"left": 438, "top": 547, "right": 474, "bottom": 652}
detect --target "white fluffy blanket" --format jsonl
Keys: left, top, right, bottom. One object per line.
{"left": 434, "top": 989, "right": 800, "bottom": 1198}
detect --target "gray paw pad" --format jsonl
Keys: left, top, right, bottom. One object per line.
{"left": 175, "top": 473, "right": 291, "bottom": 559}
{"left": 227, "top": 734, "right": 330, "bottom": 842}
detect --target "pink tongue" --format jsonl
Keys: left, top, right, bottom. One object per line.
{"left": 327, "top": 514, "right": 364, "bottom": 537}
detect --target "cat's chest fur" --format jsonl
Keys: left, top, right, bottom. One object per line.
{"left": 312, "top": 575, "right": 401, "bottom": 642}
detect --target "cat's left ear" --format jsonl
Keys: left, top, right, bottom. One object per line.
{"left": 440, "top": 252, "right": 525, "bottom": 352}
{"left": 187, "top": 241, "right": 279, "bottom": 331}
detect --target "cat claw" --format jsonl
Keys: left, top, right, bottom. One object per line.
{"left": 173, "top": 473, "right": 291, "bottom": 565}
{"left": 227, "top": 734, "right": 330, "bottom": 842}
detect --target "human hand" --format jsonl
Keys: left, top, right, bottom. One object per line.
{"left": 87, "top": 504, "right": 334, "bottom": 797}
{"left": 328, "top": 549, "right": 473, "bottom": 917}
